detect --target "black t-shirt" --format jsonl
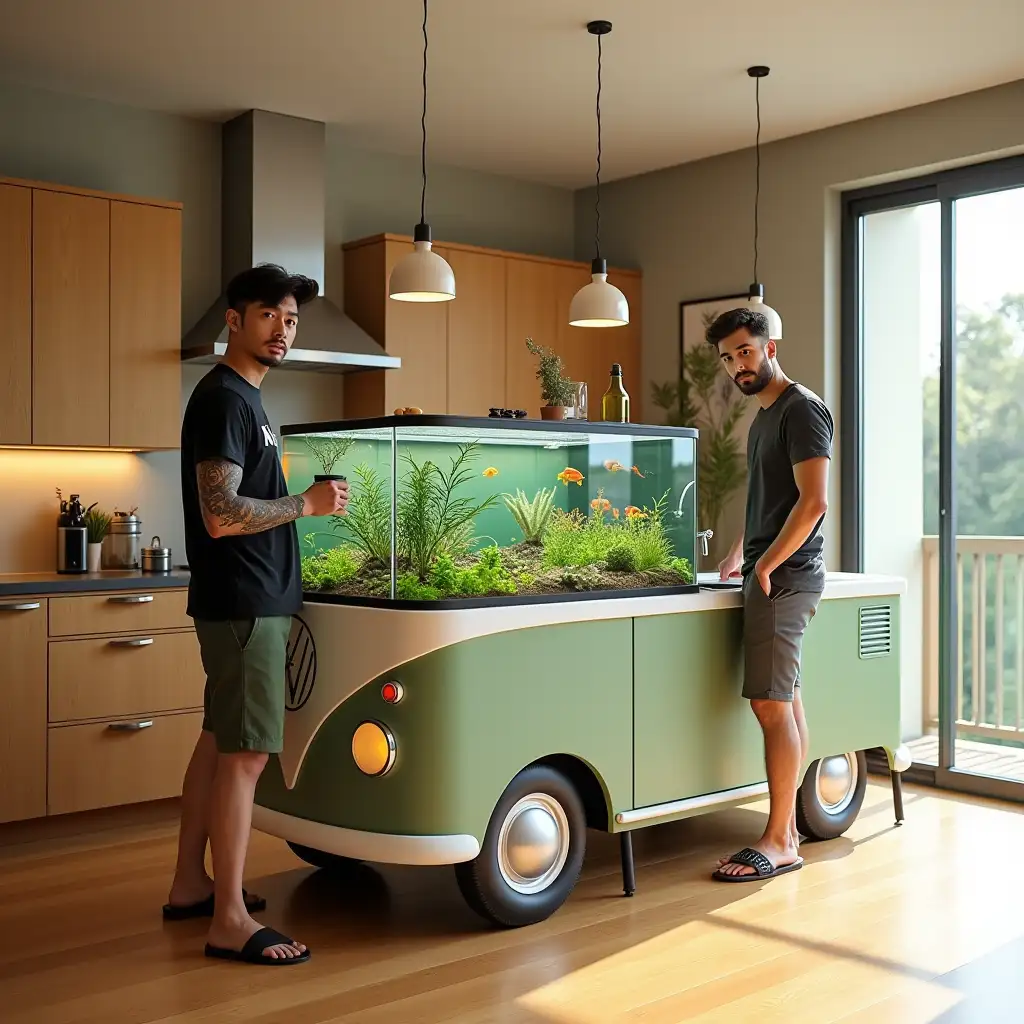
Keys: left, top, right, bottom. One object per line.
{"left": 180, "top": 364, "right": 301, "bottom": 620}
{"left": 741, "top": 382, "right": 834, "bottom": 592}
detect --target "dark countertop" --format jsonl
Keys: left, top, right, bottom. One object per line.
{"left": 0, "top": 568, "right": 191, "bottom": 598}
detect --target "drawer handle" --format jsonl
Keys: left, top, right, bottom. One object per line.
{"left": 107, "top": 720, "right": 154, "bottom": 731}
{"left": 0, "top": 602, "right": 41, "bottom": 611}
{"left": 108, "top": 595, "right": 155, "bottom": 604}
{"left": 108, "top": 637, "right": 154, "bottom": 648}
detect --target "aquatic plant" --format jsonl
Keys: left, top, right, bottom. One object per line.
{"left": 418, "top": 548, "right": 518, "bottom": 599}
{"left": 559, "top": 565, "right": 603, "bottom": 591}
{"left": 668, "top": 556, "right": 695, "bottom": 583}
{"left": 305, "top": 434, "right": 356, "bottom": 476}
{"left": 526, "top": 337, "right": 575, "bottom": 408}
{"left": 502, "top": 486, "right": 557, "bottom": 544}
{"left": 605, "top": 543, "right": 637, "bottom": 573}
{"left": 301, "top": 545, "right": 361, "bottom": 590}
{"left": 542, "top": 490, "right": 676, "bottom": 572}
{"left": 331, "top": 462, "right": 392, "bottom": 564}
{"left": 398, "top": 442, "right": 501, "bottom": 580}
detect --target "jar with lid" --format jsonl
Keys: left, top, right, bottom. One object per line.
{"left": 103, "top": 509, "right": 142, "bottom": 569}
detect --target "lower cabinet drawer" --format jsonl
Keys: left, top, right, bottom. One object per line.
{"left": 47, "top": 711, "right": 202, "bottom": 815}
{"left": 49, "top": 630, "right": 204, "bottom": 723}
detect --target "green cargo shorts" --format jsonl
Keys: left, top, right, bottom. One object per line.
{"left": 194, "top": 617, "right": 292, "bottom": 754}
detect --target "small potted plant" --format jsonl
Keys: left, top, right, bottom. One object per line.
{"left": 83, "top": 504, "right": 112, "bottom": 573}
{"left": 526, "top": 338, "right": 575, "bottom": 420}
{"left": 305, "top": 435, "right": 356, "bottom": 482}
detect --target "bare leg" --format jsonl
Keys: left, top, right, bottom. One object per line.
{"left": 206, "top": 752, "right": 305, "bottom": 959}
{"left": 717, "top": 699, "right": 802, "bottom": 877}
{"left": 791, "top": 687, "right": 809, "bottom": 848}
{"left": 166, "top": 729, "right": 218, "bottom": 906}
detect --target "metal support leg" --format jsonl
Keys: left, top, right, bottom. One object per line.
{"left": 891, "top": 769, "right": 905, "bottom": 826}
{"left": 620, "top": 830, "right": 636, "bottom": 897}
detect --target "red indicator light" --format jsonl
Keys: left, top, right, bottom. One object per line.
{"left": 381, "top": 681, "right": 404, "bottom": 704}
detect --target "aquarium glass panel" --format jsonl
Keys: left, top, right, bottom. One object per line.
{"left": 283, "top": 418, "right": 697, "bottom": 605}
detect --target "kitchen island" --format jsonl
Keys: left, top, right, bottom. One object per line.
{"left": 251, "top": 415, "right": 910, "bottom": 928}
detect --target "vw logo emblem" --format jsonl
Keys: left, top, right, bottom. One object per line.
{"left": 285, "top": 615, "right": 316, "bottom": 711}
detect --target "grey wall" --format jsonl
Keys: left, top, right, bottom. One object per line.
{"left": 575, "top": 79, "right": 1024, "bottom": 566}
{"left": 0, "top": 80, "right": 575, "bottom": 571}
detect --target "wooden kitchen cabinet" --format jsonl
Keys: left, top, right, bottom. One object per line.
{"left": 342, "top": 233, "right": 643, "bottom": 421}
{"left": 447, "top": 249, "right": 507, "bottom": 417}
{"left": 109, "top": 201, "right": 183, "bottom": 449}
{"left": 0, "top": 176, "right": 183, "bottom": 451}
{"left": 0, "top": 184, "right": 32, "bottom": 445}
{"left": 32, "top": 188, "right": 111, "bottom": 447}
{"left": 0, "top": 598, "right": 48, "bottom": 824}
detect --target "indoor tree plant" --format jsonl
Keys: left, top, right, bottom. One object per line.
{"left": 525, "top": 338, "right": 575, "bottom": 420}
{"left": 650, "top": 323, "right": 747, "bottom": 563}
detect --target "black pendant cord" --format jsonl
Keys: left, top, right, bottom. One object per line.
{"left": 753, "top": 73, "right": 761, "bottom": 285}
{"left": 593, "top": 31, "right": 603, "bottom": 263}
{"left": 419, "top": 0, "right": 428, "bottom": 227}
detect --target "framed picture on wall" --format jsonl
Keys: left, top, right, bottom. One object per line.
{"left": 678, "top": 293, "right": 749, "bottom": 361}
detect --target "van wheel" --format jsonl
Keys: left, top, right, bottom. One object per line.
{"left": 455, "top": 765, "right": 586, "bottom": 928}
{"left": 796, "top": 750, "right": 868, "bottom": 841}
{"left": 287, "top": 841, "right": 361, "bottom": 872}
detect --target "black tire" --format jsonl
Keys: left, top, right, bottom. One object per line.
{"left": 287, "top": 841, "right": 362, "bottom": 872}
{"left": 795, "top": 750, "right": 868, "bottom": 841}
{"left": 455, "top": 765, "right": 586, "bottom": 928}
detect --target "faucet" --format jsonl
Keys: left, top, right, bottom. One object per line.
{"left": 697, "top": 529, "right": 714, "bottom": 558}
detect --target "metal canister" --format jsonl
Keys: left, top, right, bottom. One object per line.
{"left": 142, "top": 536, "right": 172, "bottom": 574}
{"left": 103, "top": 510, "right": 142, "bottom": 569}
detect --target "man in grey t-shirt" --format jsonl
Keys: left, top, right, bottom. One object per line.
{"left": 705, "top": 308, "right": 834, "bottom": 883}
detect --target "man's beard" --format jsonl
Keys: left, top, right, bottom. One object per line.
{"left": 733, "top": 359, "right": 774, "bottom": 395}
{"left": 255, "top": 351, "right": 286, "bottom": 368}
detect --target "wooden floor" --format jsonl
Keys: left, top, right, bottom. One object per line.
{"left": 908, "top": 733, "right": 1024, "bottom": 781}
{"left": 2, "top": 780, "right": 1024, "bottom": 1023}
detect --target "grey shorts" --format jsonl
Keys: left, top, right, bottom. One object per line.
{"left": 742, "top": 575, "right": 822, "bottom": 701}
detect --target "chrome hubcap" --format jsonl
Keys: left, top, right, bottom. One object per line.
{"left": 497, "top": 793, "right": 570, "bottom": 895}
{"left": 815, "top": 753, "right": 858, "bottom": 815}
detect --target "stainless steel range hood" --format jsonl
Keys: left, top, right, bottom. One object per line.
{"left": 182, "top": 110, "right": 399, "bottom": 374}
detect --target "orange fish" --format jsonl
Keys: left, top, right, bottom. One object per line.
{"left": 603, "top": 459, "right": 626, "bottom": 472}
{"left": 631, "top": 465, "right": 646, "bottom": 478}
{"left": 612, "top": 507, "right": 620, "bottom": 519}
{"left": 624, "top": 505, "right": 647, "bottom": 519}
{"left": 482, "top": 466, "right": 499, "bottom": 478}
{"left": 590, "top": 497, "right": 611, "bottom": 512}
{"left": 557, "top": 468, "right": 584, "bottom": 486}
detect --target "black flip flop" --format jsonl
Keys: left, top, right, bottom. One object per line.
{"left": 162, "top": 888, "right": 266, "bottom": 920}
{"left": 205, "top": 926, "right": 311, "bottom": 965}
{"left": 712, "top": 847, "right": 804, "bottom": 883}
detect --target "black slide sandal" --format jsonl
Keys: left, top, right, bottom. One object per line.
{"left": 205, "top": 926, "right": 311, "bottom": 965}
{"left": 712, "top": 847, "right": 804, "bottom": 883}
{"left": 162, "top": 888, "right": 266, "bottom": 920}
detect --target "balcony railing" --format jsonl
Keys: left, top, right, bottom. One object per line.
{"left": 923, "top": 536, "right": 1024, "bottom": 741}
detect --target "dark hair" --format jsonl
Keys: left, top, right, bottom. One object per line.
{"left": 705, "top": 307, "right": 768, "bottom": 347}
{"left": 226, "top": 263, "right": 319, "bottom": 315}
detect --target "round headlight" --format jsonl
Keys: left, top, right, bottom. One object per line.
{"left": 351, "top": 721, "right": 396, "bottom": 776}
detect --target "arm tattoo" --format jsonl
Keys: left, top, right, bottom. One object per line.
{"left": 197, "top": 459, "right": 304, "bottom": 536}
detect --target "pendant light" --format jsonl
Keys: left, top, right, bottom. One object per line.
{"left": 742, "top": 66, "right": 782, "bottom": 339}
{"left": 569, "top": 20, "right": 628, "bottom": 328}
{"left": 388, "top": 0, "right": 455, "bottom": 302}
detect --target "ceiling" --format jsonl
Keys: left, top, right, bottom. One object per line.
{"left": 1, "top": 0, "right": 1022, "bottom": 188}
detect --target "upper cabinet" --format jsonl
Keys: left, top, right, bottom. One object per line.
{"left": 342, "top": 233, "right": 643, "bottom": 422}
{"left": 0, "top": 177, "right": 182, "bottom": 451}
{"left": 0, "top": 184, "right": 32, "bottom": 445}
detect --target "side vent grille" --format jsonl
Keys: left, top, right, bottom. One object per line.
{"left": 859, "top": 605, "right": 892, "bottom": 659}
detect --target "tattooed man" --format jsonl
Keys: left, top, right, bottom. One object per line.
{"left": 165, "top": 264, "right": 347, "bottom": 966}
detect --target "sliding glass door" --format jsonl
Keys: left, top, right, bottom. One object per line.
{"left": 843, "top": 156, "right": 1024, "bottom": 800}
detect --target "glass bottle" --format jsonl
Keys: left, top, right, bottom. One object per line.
{"left": 601, "top": 363, "right": 630, "bottom": 422}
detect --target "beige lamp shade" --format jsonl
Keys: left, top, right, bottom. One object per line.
{"left": 569, "top": 258, "right": 629, "bottom": 328}
{"left": 388, "top": 225, "right": 456, "bottom": 303}
{"left": 744, "top": 283, "right": 782, "bottom": 339}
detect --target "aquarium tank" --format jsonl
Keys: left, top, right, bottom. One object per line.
{"left": 282, "top": 416, "right": 699, "bottom": 606}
